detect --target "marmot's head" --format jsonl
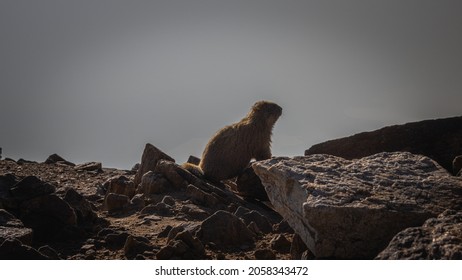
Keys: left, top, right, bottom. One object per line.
{"left": 249, "top": 100, "right": 282, "bottom": 126}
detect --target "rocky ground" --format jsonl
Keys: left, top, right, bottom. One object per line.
{"left": 1, "top": 116, "right": 462, "bottom": 260}
{"left": 0, "top": 151, "right": 296, "bottom": 260}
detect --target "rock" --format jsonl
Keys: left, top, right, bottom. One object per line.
{"left": 140, "top": 202, "right": 172, "bottom": 216}
{"left": 237, "top": 209, "right": 273, "bottom": 234}
{"left": 305, "top": 116, "right": 462, "bottom": 172}
{"left": 376, "top": 210, "right": 462, "bottom": 259}
{"left": 124, "top": 235, "right": 153, "bottom": 259}
{"left": 187, "top": 155, "right": 201, "bottom": 165}
{"left": 137, "top": 171, "right": 172, "bottom": 195}
{"left": 254, "top": 249, "right": 276, "bottom": 260}
{"left": 0, "top": 239, "right": 47, "bottom": 260}
{"left": 38, "top": 245, "right": 61, "bottom": 260}
{"left": 104, "top": 231, "right": 130, "bottom": 249}
{"left": 186, "top": 184, "right": 220, "bottom": 208}
{"left": 103, "top": 193, "right": 129, "bottom": 212}
{"left": 247, "top": 221, "right": 262, "bottom": 235}
{"left": 180, "top": 204, "right": 210, "bottom": 220}
{"left": 63, "top": 188, "right": 98, "bottom": 226}
{"left": 197, "top": 210, "right": 255, "bottom": 248}
{"left": 0, "top": 209, "right": 33, "bottom": 245}
{"left": 104, "top": 175, "right": 136, "bottom": 198}
{"left": 273, "top": 220, "right": 294, "bottom": 234}
{"left": 130, "top": 194, "right": 145, "bottom": 210}
{"left": 235, "top": 167, "right": 269, "bottom": 200}
{"left": 290, "top": 234, "right": 309, "bottom": 260}
{"left": 131, "top": 163, "right": 140, "bottom": 172}
{"left": 9, "top": 176, "right": 56, "bottom": 202}
{"left": 19, "top": 194, "right": 78, "bottom": 241}
{"left": 155, "top": 160, "right": 188, "bottom": 188}
{"left": 453, "top": 156, "right": 462, "bottom": 176}
{"left": 157, "top": 225, "right": 173, "bottom": 238}
{"left": 44, "top": 153, "right": 75, "bottom": 166}
{"left": 270, "top": 234, "right": 291, "bottom": 253}
{"left": 157, "top": 230, "right": 204, "bottom": 260}
{"left": 162, "top": 195, "right": 176, "bottom": 206}
{"left": 253, "top": 152, "right": 462, "bottom": 259}
{"left": 75, "top": 162, "right": 102, "bottom": 172}
{"left": 0, "top": 174, "right": 18, "bottom": 209}
{"left": 134, "top": 143, "right": 175, "bottom": 187}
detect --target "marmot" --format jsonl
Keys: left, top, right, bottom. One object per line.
{"left": 183, "top": 100, "right": 282, "bottom": 182}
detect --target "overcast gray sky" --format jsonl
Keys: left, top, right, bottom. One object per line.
{"left": 1, "top": 0, "right": 461, "bottom": 169}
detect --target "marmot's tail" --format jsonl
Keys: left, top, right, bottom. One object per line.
{"left": 181, "top": 162, "right": 204, "bottom": 178}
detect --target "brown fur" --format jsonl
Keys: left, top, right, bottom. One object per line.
{"left": 183, "top": 101, "right": 282, "bottom": 182}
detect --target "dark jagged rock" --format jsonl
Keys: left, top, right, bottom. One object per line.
{"left": 254, "top": 249, "right": 276, "bottom": 260}
{"left": 0, "top": 239, "right": 48, "bottom": 260}
{"left": 63, "top": 188, "right": 98, "bottom": 226}
{"left": 103, "top": 175, "right": 136, "bottom": 199}
{"left": 124, "top": 235, "right": 154, "bottom": 259}
{"left": 19, "top": 194, "right": 78, "bottom": 241}
{"left": 75, "top": 162, "right": 102, "bottom": 172}
{"left": 104, "top": 193, "right": 130, "bottom": 212}
{"left": 290, "top": 234, "right": 310, "bottom": 260}
{"left": 157, "top": 229, "right": 205, "bottom": 260}
{"left": 270, "top": 234, "right": 291, "bottom": 253}
{"left": 235, "top": 167, "right": 269, "bottom": 200}
{"left": 134, "top": 143, "right": 175, "bottom": 187}
{"left": 376, "top": 210, "right": 462, "bottom": 259}
{"left": 44, "top": 154, "right": 75, "bottom": 166}
{"left": 197, "top": 210, "right": 255, "bottom": 248}
{"left": 137, "top": 171, "right": 172, "bottom": 195}
{"left": 305, "top": 116, "right": 462, "bottom": 172}
{"left": 234, "top": 208, "right": 273, "bottom": 234}
{"left": 0, "top": 209, "right": 33, "bottom": 245}
{"left": 9, "top": 176, "right": 56, "bottom": 202}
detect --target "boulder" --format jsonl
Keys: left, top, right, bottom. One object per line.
{"left": 376, "top": 210, "right": 462, "bottom": 259}
{"left": 305, "top": 116, "right": 462, "bottom": 172}
{"left": 137, "top": 171, "right": 172, "bottom": 195}
{"left": 134, "top": 143, "right": 175, "bottom": 187}
{"left": 270, "top": 234, "right": 291, "bottom": 253}
{"left": 234, "top": 208, "right": 273, "bottom": 234}
{"left": 0, "top": 174, "right": 19, "bottom": 209}
{"left": 19, "top": 194, "right": 78, "bottom": 241}
{"left": 44, "top": 153, "right": 75, "bottom": 166}
{"left": 154, "top": 160, "right": 188, "bottom": 188}
{"left": 74, "top": 162, "right": 102, "bottom": 172}
{"left": 254, "top": 249, "right": 276, "bottom": 260}
{"left": 139, "top": 202, "right": 173, "bottom": 216}
{"left": 103, "top": 193, "right": 130, "bottom": 212}
{"left": 253, "top": 152, "right": 462, "bottom": 259}
{"left": 63, "top": 188, "right": 98, "bottom": 225}
{"left": 197, "top": 210, "right": 255, "bottom": 248}
{"left": 0, "top": 239, "right": 47, "bottom": 260}
{"left": 104, "top": 175, "right": 136, "bottom": 198}
{"left": 9, "top": 176, "right": 56, "bottom": 202}
{"left": 186, "top": 184, "right": 220, "bottom": 208}
{"left": 124, "top": 235, "right": 154, "bottom": 259}
{"left": 0, "top": 209, "right": 33, "bottom": 245}
{"left": 157, "top": 229, "right": 205, "bottom": 260}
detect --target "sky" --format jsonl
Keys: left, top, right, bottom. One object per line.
{"left": 1, "top": 0, "right": 461, "bottom": 169}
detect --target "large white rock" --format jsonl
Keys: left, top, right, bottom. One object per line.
{"left": 253, "top": 152, "right": 462, "bottom": 259}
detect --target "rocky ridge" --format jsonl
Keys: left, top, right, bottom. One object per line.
{"left": 0, "top": 146, "right": 291, "bottom": 260}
